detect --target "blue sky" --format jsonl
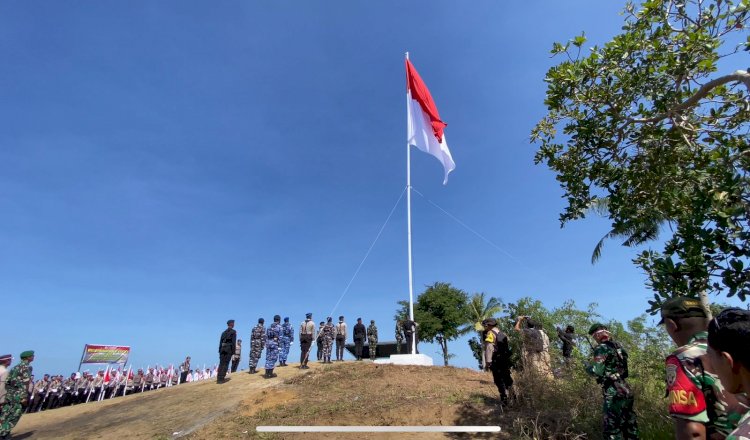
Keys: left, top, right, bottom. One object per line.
{"left": 2, "top": 1, "right": 743, "bottom": 375}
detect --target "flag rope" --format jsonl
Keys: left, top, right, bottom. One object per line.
{"left": 411, "top": 187, "right": 527, "bottom": 269}
{"left": 329, "top": 186, "right": 407, "bottom": 316}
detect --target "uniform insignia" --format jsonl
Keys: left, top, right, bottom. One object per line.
{"left": 666, "top": 362, "right": 677, "bottom": 386}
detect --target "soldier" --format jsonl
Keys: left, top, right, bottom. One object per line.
{"left": 279, "top": 317, "right": 294, "bottom": 367}
{"left": 179, "top": 356, "right": 191, "bottom": 384}
{"left": 132, "top": 369, "right": 144, "bottom": 394}
{"left": 299, "top": 313, "right": 315, "bottom": 369}
{"left": 0, "top": 350, "right": 34, "bottom": 439}
{"left": 483, "top": 318, "right": 513, "bottom": 405}
{"left": 586, "top": 323, "right": 638, "bottom": 439}
{"left": 556, "top": 325, "right": 576, "bottom": 367}
{"left": 402, "top": 318, "right": 419, "bottom": 354}
{"left": 707, "top": 308, "right": 750, "bottom": 439}
{"left": 264, "top": 315, "right": 282, "bottom": 379}
{"left": 660, "top": 298, "right": 749, "bottom": 439}
{"left": 367, "top": 320, "right": 379, "bottom": 360}
{"left": 29, "top": 374, "right": 49, "bottom": 412}
{"left": 316, "top": 321, "right": 325, "bottom": 361}
{"left": 231, "top": 339, "right": 242, "bottom": 373}
{"left": 75, "top": 372, "right": 88, "bottom": 403}
{"left": 0, "top": 355, "right": 11, "bottom": 411}
{"left": 248, "top": 318, "right": 266, "bottom": 374}
{"left": 353, "top": 318, "right": 367, "bottom": 361}
{"left": 217, "top": 319, "right": 237, "bottom": 383}
{"left": 143, "top": 368, "right": 154, "bottom": 391}
{"left": 322, "top": 317, "right": 335, "bottom": 363}
{"left": 335, "top": 316, "right": 347, "bottom": 361}
{"left": 61, "top": 373, "right": 77, "bottom": 407}
{"left": 514, "top": 316, "right": 553, "bottom": 379}
{"left": 395, "top": 320, "right": 404, "bottom": 354}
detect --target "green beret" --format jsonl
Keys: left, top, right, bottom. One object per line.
{"left": 20, "top": 350, "right": 34, "bottom": 359}
{"left": 588, "top": 323, "right": 606, "bottom": 335}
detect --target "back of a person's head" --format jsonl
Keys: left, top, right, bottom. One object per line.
{"left": 708, "top": 308, "right": 750, "bottom": 368}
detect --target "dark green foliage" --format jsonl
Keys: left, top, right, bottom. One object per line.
{"left": 531, "top": 0, "right": 750, "bottom": 311}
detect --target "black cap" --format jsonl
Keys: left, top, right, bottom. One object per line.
{"left": 274, "top": 315, "right": 281, "bottom": 322}
{"left": 258, "top": 318, "right": 265, "bottom": 324}
{"left": 227, "top": 319, "right": 235, "bottom": 325}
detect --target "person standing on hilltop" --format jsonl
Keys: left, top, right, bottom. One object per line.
{"left": 483, "top": 318, "right": 513, "bottom": 406}
{"left": 353, "top": 318, "right": 367, "bottom": 361}
{"left": 0, "top": 350, "right": 35, "bottom": 440}
{"left": 0, "top": 355, "right": 11, "bottom": 412}
{"left": 316, "top": 321, "right": 325, "bottom": 361}
{"left": 659, "top": 298, "right": 749, "bottom": 439}
{"left": 586, "top": 323, "right": 638, "bottom": 439}
{"left": 367, "top": 320, "right": 379, "bottom": 360}
{"left": 322, "top": 317, "right": 335, "bottom": 363}
{"left": 395, "top": 320, "right": 404, "bottom": 354}
{"left": 248, "top": 318, "right": 265, "bottom": 375}
{"left": 263, "top": 315, "right": 282, "bottom": 379}
{"left": 179, "top": 356, "right": 191, "bottom": 384}
{"left": 402, "top": 318, "right": 419, "bottom": 354}
{"left": 556, "top": 325, "right": 576, "bottom": 367}
{"left": 217, "top": 319, "right": 236, "bottom": 384}
{"left": 231, "top": 339, "right": 242, "bottom": 373}
{"left": 299, "top": 313, "right": 315, "bottom": 369}
{"left": 335, "top": 316, "right": 347, "bottom": 362}
{"left": 514, "top": 316, "right": 552, "bottom": 379}
{"left": 279, "top": 317, "right": 294, "bottom": 367}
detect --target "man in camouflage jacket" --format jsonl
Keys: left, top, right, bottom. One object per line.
{"left": 0, "top": 350, "right": 35, "bottom": 439}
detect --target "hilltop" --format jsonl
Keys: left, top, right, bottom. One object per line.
{"left": 12, "top": 362, "right": 514, "bottom": 439}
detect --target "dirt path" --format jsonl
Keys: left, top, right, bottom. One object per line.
{"left": 12, "top": 363, "right": 320, "bottom": 440}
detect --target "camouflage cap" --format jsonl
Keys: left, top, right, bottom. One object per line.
{"left": 588, "top": 323, "right": 607, "bottom": 335}
{"left": 659, "top": 296, "right": 707, "bottom": 325}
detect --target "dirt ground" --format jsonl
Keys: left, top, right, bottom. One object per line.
{"left": 11, "top": 362, "right": 513, "bottom": 440}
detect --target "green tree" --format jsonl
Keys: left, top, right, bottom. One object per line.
{"left": 396, "top": 282, "right": 469, "bottom": 366}
{"left": 459, "top": 293, "right": 503, "bottom": 368}
{"left": 531, "top": 0, "right": 750, "bottom": 315}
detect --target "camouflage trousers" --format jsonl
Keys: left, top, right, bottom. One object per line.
{"left": 395, "top": 337, "right": 403, "bottom": 354}
{"left": 279, "top": 336, "right": 291, "bottom": 363}
{"left": 602, "top": 382, "right": 638, "bottom": 440}
{"left": 322, "top": 337, "right": 333, "bottom": 360}
{"left": 368, "top": 339, "right": 377, "bottom": 359}
{"left": 248, "top": 340, "right": 263, "bottom": 369}
{"left": 0, "top": 395, "right": 24, "bottom": 437}
{"left": 265, "top": 340, "right": 279, "bottom": 370}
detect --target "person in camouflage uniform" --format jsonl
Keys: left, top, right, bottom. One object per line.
{"left": 586, "top": 323, "right": 638, "bottom": 440}
{"left": 0, "top": 350, "right": 34, "bottom": 439}
{"left": 279, "top": 317, "right": 294, "bottom": 367}
{"left": 248, "top": 318, "right": 266, "bottom": 374}
{"left": 264, "top": 315, "right": 282, "bottom": 378}
{"left": 707, "top": 308, "right": 750, "bottom": 440}
{"left": 321, "top": 317, "right": 335, "bottom": 363}
{"left": 367, "top": 320, "right": 379, "bottom": 360}
{"left": 395, "top": 320, "right": 404, "bottom": 354}
{"left": 660, "top": 297, "right": 749, "bottom": 439}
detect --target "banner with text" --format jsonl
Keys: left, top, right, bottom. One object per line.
{"left": 81, "top": 345, "right": 130, "bottom": 364}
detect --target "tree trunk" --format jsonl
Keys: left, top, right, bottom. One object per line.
{"left": 699, "top": 289, "right": 713, "bottom": 320}
{"left": 442, "top": 339, "right": 449, "bottom": 367}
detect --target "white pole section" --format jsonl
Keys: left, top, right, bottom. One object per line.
{"left": 405, "top": 51, "right": 415, "bottom": 355}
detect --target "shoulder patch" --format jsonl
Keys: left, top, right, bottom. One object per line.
{"left": 666, "top": 355, "right": 707, "bottom": 418}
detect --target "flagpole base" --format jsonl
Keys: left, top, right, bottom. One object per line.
{"left": 374, "top": 354, "right": 433, "bottom": 366}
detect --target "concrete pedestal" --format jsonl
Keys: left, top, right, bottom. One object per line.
{"left": 374, "top": 353, "right": 433, "bottom": 366}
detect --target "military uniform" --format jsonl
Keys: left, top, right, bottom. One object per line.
{"left": 218, "top": 320, "right": 237, "bottom": 382}
{"left": 279, "top": 318, "right": 294, "bottom": 366}
{"left": 665, "top": 330, "right": 749, "bottom": 438}
{"left": 264, "top": 316, "right": 282, "bottom": 378}
{"left": 0, "top": 352, "right": 33, "bottom": 439}
{"left": 335, "top": 318, "right": 347, "bottom": 361}
{"left": 61, "top": 375, "right": 76, "bottom": 407}
{"left": 299, "top": 314, "right": 315, "bottom": 369}
{"left": 249, "top": 320, "right": 266, "bottom": 374}
{"left": 29, "top": 375, "right": 49, "bottom": 412}
{"left": 231, "top": 341, "right": 242, "bottom": 373}
{"left": 586, "top": 324, "right": 638, "bottom": 440}
{"left": 395, "top": 321, "right": 404, "bottom": 354}
{"left": 316, "top": 323, "right": 325, "bottom": 361}
{"left": 367, "top": 321, "right": 378, "bottom": 360}
{"left": 322, "top": 320, "right": 335, "bottom": 363}
{"left": 353, "top": 320, "right": 367, "bottom": 360}
{"left": 483, "top": 319, "right": 513, "bottom": 404}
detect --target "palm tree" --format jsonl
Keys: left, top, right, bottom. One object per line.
{"left": 460, "top": 293, "right": 503, "bottom": 368}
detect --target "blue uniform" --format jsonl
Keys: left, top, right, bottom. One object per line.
{"left": 279, "top": 322, "right": 294, "bottom": 364}
{"left": 265, "top": 323, "right": 281, "bottom": 369}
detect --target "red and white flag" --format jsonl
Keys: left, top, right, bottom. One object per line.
{"left": 406, "top": 58, "right": 455, "bottom": 184}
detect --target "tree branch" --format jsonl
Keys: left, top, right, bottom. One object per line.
{"left": 628, "top": 70, "right": 750, "bottom": 124}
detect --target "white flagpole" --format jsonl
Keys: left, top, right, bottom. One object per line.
{"left": 405, "top": 51, "right": 416, "bottom": 356}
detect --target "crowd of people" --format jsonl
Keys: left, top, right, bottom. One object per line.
{"left": 216, "top": 313, "right": 418, "bottom": 382}
{"left": 480, "top": 300, "right": 750, "bottom": 440}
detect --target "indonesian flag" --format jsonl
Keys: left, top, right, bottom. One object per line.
{"left": 103, "top": 368, "right": 111, "bottom": 384}
{"left": 406, "top": 58, "right": 455, "bottom": 185}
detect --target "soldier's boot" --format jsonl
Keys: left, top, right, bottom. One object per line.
{"left": 263, "top": 369, "right": 277, "bottom": 379}
{"left": 248, "top": 367, "right": 255, "bottom": 374}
